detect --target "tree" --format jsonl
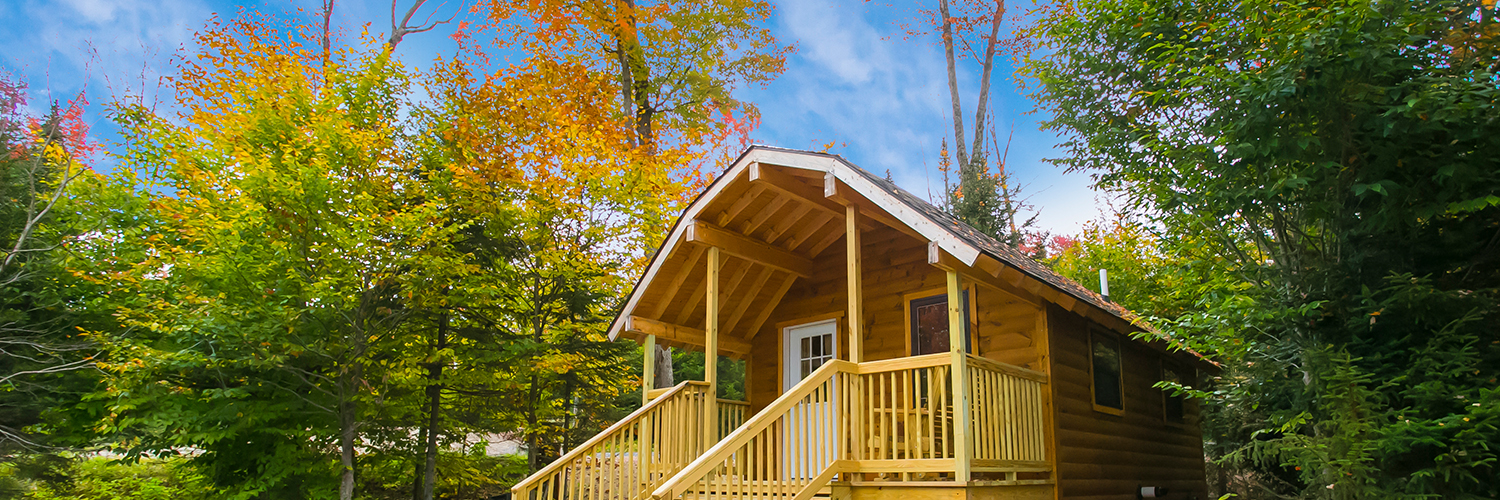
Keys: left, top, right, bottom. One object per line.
{"left": 422, "top": 36, "right": 686, "bottom": 474}
{"left": 884, "top": 1, "right": 1038, "bottom": 246}
{"left": 1025, "top": 0, "right": 1500, "bottom": 497}
{"left": 486, "top": 0, "right": 789, "bottom": 154}
{"left": 82, "top": 17, "right": 468, "bottom": 499}
{"left": 473, "top": 0, "right": 790, "bottom": 401}
{"left": 0, "top": 73, "right": 100, "bottom": 458}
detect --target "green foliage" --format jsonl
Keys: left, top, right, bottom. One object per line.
{"left": 670, "top": 350, "right": 746, "bottom": 401}
{"left": 1025, "top": 0, "right": 1500, "bottom": 497}
{"left": 1046, "top": 215, "right": 1232, "bottom": 320}
{"left": 9, "top": 457, "right": 207, "bottom": 500}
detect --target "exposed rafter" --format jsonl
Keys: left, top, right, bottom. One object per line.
{"left": 685, "top": 220, "right": 814, "bottom": 278}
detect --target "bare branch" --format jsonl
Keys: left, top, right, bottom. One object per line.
{"left": 387, "top": 0, "right": 464, "bottom": 50}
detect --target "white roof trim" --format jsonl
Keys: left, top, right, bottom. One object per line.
{"left": 607, "top": 147, "right": 984, "bottom": 341}
{"left": 746, "top": 149, "right": 983, "bottom": 266}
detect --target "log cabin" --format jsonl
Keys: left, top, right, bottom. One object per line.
{"left": 512, "top": 146, "right": 1215, "bottom": 500}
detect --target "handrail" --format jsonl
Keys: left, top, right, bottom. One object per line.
{"left": 854, "top": 352, "right": 949, "bottom": 374}
{"left": 964, "top": 354, "right": 1047, "bottom": 383}
{"left": 512, "top": 380, "right": 710, "bottom": 499}
{"left": 650, "top": 359, "right": 855, "bottom": 500}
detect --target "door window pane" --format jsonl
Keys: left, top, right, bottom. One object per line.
{"left": 909, "top": 292, "right": 970, "bottom": 356}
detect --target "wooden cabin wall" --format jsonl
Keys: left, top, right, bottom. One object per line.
{"left": 744, "top": 224, "right": 1046, "bottom": 413}
{"left": 1046, "top": 304, "right": 1208, "bottom": 500}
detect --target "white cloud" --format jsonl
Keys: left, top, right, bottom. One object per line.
{"left": 778, "top": 0, "right": 890, "bottom": 84}
{"left": 59, "top": 0, "right": 121, "bottom": 23}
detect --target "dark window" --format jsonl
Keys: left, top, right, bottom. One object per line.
{"left": 909, "top": 291, "right": 971, "bottom": 356}
{"left": 1162, "top": 362, "right": 1186, "bottom": 423}
{"left": 1091, "top": 332, "right": 1123, "bottom": 410}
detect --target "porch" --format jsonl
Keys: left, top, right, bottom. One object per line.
{"left": 511, "top": 352, "right": 1052, "bottom": 500}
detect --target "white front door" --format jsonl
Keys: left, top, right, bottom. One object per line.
{"left": 782, "top": 319, "right": 838, "bottom": 479}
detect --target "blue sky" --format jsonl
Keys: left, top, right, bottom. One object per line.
{"left": 0, "top": 0, "right": 1107, "bottom": 234}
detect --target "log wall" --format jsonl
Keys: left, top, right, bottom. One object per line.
{"left": 1046, "top": 304, "right": 1208, "bottom": 500}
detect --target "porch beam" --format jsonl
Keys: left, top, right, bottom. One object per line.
{"left": 946, "top": 270, "right": 972, "bottom": 482}
{"left": 686, "top": 220, "right": 814, "bottom": 278}
{"left": 928, "top": 243, "right": 1041, "bottom": 307}
{"left": 624, "top": 315, "right": 751, "bottom": 356}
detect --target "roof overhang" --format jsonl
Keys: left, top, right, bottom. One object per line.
{"left": 607, "top": 146, "right": 988, "bottom": 341}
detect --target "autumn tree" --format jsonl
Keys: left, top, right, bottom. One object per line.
{"left": 472, "top": 0, "right": 790, "bottom": 392}
{"left": 0, "top": 73, "right": 100, "bottom": 459}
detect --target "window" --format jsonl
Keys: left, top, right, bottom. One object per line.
{"left": 908, "top": 291, "right": 971, "bottom": 356}
{"left": 1090, "top": 331, "right": 1124, "bottom": 413}
{"left": 1162, "top": 361, "right": 1187, "bottom": 424}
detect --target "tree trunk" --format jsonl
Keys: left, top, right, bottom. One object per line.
{"left": 339, "top": 366, "right": 360, "bottom": 500}
{"left": 411, "top": 422, "right": 427, "bottom": 500}
{"left": 525, "top": 279, "right": 546, "bottom": 472}
{"left": 939, "top": 0, "right": 967, "bottom": 167}
{"left": 321, "top": 0, "right": 334, "bottom": 63}
{"left": 616, "top": 37, "right": 638, "bottom": 148}
{"left": 967, "top": 0, "right": 1006, "bottom": 168}
{"left": 525, "top": 371, "right": 540, "bottom": 471}
{"left": 653, "top": 345, "right": 673, "bottom": 389}
{"left": 421, "top": 313, "right": 449, "bottom": 500}
{"left": 615, "top": 0, "right": 655, "bottom": 151}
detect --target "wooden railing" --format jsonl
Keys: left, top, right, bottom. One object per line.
{"left": 531, "top": 356, "right": 1049, "bottom": 500}
{"left": 965, "top": 355, "right": 1048, "bottom": 472}
{"left": 719, "top": 399, "right": 750, "bottom": 441}
{"left": 849, "top": 353, "right": 956, "bottom": 475}
{"left": 514, "top": 381, "right": 718, "bottom": 500}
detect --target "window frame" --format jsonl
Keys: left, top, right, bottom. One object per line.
{"left": 1088, "top": 328, "right": 1126, "bottom": 415}
{"left": 902, "top": 285, "right": 977, "bottom": 357}
{"left": 1160, "top": 357, "right": 1189, "bottom": 425}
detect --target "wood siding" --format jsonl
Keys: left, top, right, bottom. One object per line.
{"left": 1046, "top": 305, "right": 1207, "bottom": 500}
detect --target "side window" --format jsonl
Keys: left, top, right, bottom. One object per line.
{"left": 1090, "top": 330, "right": 1124, "bottom": 412}
{"left": 908, "top": 291, "right": 970, "bottom": 356}
{"left": 1162, "top": 360, "right": 1187, "bottom": 424}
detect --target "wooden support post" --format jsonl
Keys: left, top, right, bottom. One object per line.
{"left": 705, "top": 246, "right": 721, "bottom": 447}
{"left": 642, "top": 334, "right": 657, "bottom": 406}
{"left": 946, "top": 270, "right": 972, "bottom": 482}
{"left": 846, "top": 204, "right": 865, "bottom": 464}
{"left": 846, "top": 205, "right": 863, "bottom": 364}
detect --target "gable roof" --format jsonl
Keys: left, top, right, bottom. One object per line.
{"left": 609, "top": 145, "right": 1202, "bottom": 362}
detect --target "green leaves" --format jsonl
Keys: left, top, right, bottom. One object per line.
{"left": 1025, "top": 0, "right": 1500, "bottom": 497}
